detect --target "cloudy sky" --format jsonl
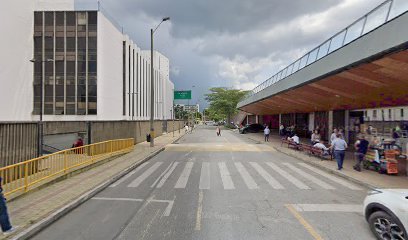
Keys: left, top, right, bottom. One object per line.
{"left": 76, "top": 0, "right": 394, "bottom": 107}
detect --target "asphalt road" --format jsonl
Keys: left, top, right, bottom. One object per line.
{"left": 32, "top": 126, "right": 375, "bottom": 240}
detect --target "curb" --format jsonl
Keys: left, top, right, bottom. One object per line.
{"left": 243, "top": 134, "right": 376, "bottom": 190}
{"left": 11, "top": 133, "right": 185, "bottom": 240}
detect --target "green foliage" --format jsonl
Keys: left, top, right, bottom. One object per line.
{"left": 205, "top": 88, "right": 249, "bottom": 123}
{"left": 174, "top": 104, "right": 188, "bottom": 120}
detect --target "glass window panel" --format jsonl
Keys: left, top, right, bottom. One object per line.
{"left": 44, "top": 12, "right": 54, "bottom": 26}
{"left": 78, "top": 37, "right": 86, "bottom": 49}
{"left": 78, "top": 61, "right": 86, "bottom": 73}
{"left": 67, "top": 61, "right": 75, "bottom": 74}
{"left": 343, "top": 18, "right": 365, "bottom": 45}
{"left": 389, "top": 0, "right": 408, "bottom": 20}
{"left": 45, "top": 86, "right": 53, "bottom": 96}
{"left": 88, "top": 61, "right": 97, "bottom": 73}
{"left": 56, "top": 12, "right": 64, "bottom": 25}
{"left": 66, "top": 12, "right": 75, "bottom": 26}
{"left": 34, "top": 37, "right": 42, "bottom": 51}
{"left": 66, "top": 85, "right": 75, "bottom": 96}
{"left": 55, "top": 85, "right": 64, "bottom": 96}
{"left": 45, "top": 62, "right": 53, "bottom": 74}
{"left": 307, "top": 48, "right": 318, "bottom": 65}
{"left": 328, "top": 30, "right": 346, "bottom": 53}
{"left": 88, "top": 37, "right": 97, "bottom": 49}
{"left": 363, "top": 3, "right": 389, "bottom": 34}
{"left": 77, "top": 12, "right": 87, "bottom": 25}
{"left": 56, "top": 37, "right": 64, "bottom": 51}
{"left": 317, "top": 40, "right": 330, "bottom": 60}
{"left": 282, "top": 68, "right": 288, "bottom": 79}
{"left": 66, "top": 37, "right": 75, "bottom": 50}
{"left": 299, "top": 55, "right": 308, "bottom": 69}
{"left": 88, "top": 12, "right": 97, "bottom": 24}
{"left": 293, "top": 60, "right": 300, "bottom": 72}
{"left": 34, "top": 12, "right": 43, "bottom": 26}
{"left": 88, "top": 85, "right": 97, "bottom": 96}
{"left": 55, "top": 61, "right": 64, "bottom": 74}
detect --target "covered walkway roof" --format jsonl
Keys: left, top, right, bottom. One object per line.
{"left": 238, "top": 2, "right": 408, "bottom": 115}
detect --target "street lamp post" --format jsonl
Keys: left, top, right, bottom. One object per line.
{"left": 150, "top": 17, "right": 170, "bottom": 147}
{"left": 30, "top": 58, "right": 53, "bottom": 157}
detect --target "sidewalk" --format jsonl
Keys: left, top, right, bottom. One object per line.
{"left": 4, "top": 130, "right": 184, "bottom": 240}
{"left": 242, "top": 131, "right": 408, "bottom": 189}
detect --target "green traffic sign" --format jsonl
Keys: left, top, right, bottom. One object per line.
{"left": 174, "top": 90, "right": 192, "bottom": 100}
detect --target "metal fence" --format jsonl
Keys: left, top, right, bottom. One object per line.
{"left": 0, "top": 138, "right": 134, "bottom": 198}
{"left": 246, "top": 0, "right": 408, "bottom": 99}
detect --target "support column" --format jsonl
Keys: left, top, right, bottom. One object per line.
{"left": 345, "top": 110, "right": 350, "bottom": 142}
{"left": 309, "top": 112, "right": 315, "bottom": 131}
{"left": 256, "top": 115, "right": 259, "bottom": 124}
{"left": 328, "top": 110, "right": 333, "bottom": 140}
{"left": 279, "top": 114, "right": 282, "bottom": 127}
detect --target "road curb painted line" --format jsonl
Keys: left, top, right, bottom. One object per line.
{"left": 11, "top": 133, "right": 185, "bottom": 240}
{"left": 285, "top": 204, "right": 324, "bottom": 240}
{"left": 242, "top": 134, "right": 375, "bottom": 190}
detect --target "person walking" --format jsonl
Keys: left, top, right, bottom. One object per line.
{"left": 330, "top": 128, "right": 338, "bottom": 144}
{"left": 264, "top": 126, "right": 270, "bottom": 142}
{"left": 330, "top": 133, "right": 347, "bottom": 170}
{"left": 216, "top": 127, "right": 221, "bottom": 136}
{"left": 353, "top": 134, "right": 369, "bottom": 172}
{"left": 279, "top": 124, "right": 285, "bottom": 136}
{"left": 184, "top": 124, "right": 189, "bottom": 133}
{"left": 0, "top": 177, "right": 15, "bottom": 235}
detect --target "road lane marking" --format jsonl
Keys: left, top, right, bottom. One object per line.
{"left": 282, "top": 163, "right": 335, "bottom": 190}
{"left": 151, "top": 162, "right": 173, "bottom": 187}
{"left": 92, "top": 197, "right": 143, "bottom": 202}
{"left": 265, "top": 162, "right": 310, "bottom": 190}
{"left": 127, "top": 162, "right": 163, "bottom": 187}
{"left": 234, "top": 162, "right": 259, "bottom": 189}
{"left": 195, "top": 190, "right": 204, "bottom": 231}
{"left": 199, "top": 162, "right": 211, "bottom": 189}
{"left": 292, "top": 204, "right": 362, "bottom": 213}
{"left": 297, "top": 163, "right": 362, "bottom": 190}
{"left": 285, "top": 204, "right": 324, "bottom": 240}
{"left": 109, "top": 161, "right": 149, "bottom": 187}
{"left": 218, "top": 162, "right": 235, "bottom": 189}
{"left": 250, "top": 162, "right": 284, "bottom": 189}
{"left": 91, "top": 197, "right": 175, "bottom": 217}
{"left": 154, "top": 162, "right": 179, "bottom": 188}
{"left": 174, "top": 162, "right": 194, "bottom": 188}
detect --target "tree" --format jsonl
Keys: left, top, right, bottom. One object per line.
{"left": 205, "top": 88, "right": 249, "bottom": 125}
{"left": 174, "top": 104, "right": 188, "bottom": 120}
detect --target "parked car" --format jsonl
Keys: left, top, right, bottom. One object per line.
{"left": 364, "top": 188, "right": 408, "bottom": 240}
{"left": 239, "top": 124, "right": 264, "bottom": 134}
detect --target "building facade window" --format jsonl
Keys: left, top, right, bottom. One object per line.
{"left": 33, "top": 11, "right": 97, "bottom": 115}
{"left": 373, "top": 110, "right": 377, "bottom": 119}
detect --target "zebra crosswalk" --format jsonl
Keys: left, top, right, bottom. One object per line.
{"left": 110, "top": 160, "right": 363, "bottom": 191}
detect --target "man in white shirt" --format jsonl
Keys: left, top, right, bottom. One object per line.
{"left": 264, "top": 126, "right": 271, "bottom": 142}
{"left": 330, "top": 133, "right": 348, "bottom": 170}
{"left": 330, "top": 128, "right": 338, "bottom": 144}
{"left": 313, "top": 140, "right": 329, "bottom": 155}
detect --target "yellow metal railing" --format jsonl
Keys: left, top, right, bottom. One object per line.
{"left": 0, "top": 138, "right": 134, "bottom": 197}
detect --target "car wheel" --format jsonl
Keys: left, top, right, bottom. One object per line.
{"left": 368, "top": 210, "right": 407, "bottom": 240}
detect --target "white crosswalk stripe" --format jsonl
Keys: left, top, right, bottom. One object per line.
{"left": 234, "top": 162, "right": 259, "bottom": 189}
{"left": 127, "top": 162, "right": 163, "bottom": 188}
{"left": 199, "top": 162, "right": 211, "bottom": 189}
{"left": 265, "top": 162, "right": 310, "bottom": 189}
{"left": 155, "top": 162, "right": 179, "bottom": 188}
{"left": 250, "top": 162, "right": 284, "bottom": 189}
{"left": 218, "top": 162, "right": 235, "bottom": 189}
{"left": 282, "top": 163, "right": 335, "bottom": 190}
{"left": 174, "top": 162, "right": 194, "bottom": 189}
{"left": 110, "top": 161, "right": 149, "bottom": 187}
{"left": 297, "top": 163, "right": 362, "bottom": 190}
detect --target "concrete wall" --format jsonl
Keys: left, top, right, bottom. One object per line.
{"left": 0, "top": 123, "right": 38, "bottom": 167}
{"left": 0, "top": 120, "right": 183, "bottom": 167}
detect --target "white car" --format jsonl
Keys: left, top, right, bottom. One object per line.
{"left": 364, "top": 189, "right": 408, "bottom": 240}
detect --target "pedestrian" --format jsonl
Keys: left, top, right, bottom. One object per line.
{"left": 330, "top": 128, "right": 338, "bottom": 144}
{"left": 216, "top": 127, "right": 221, "bottom": 136}
{"left": 279, "top": 124, "right": 285, "bottom": 137}
{"left": 353, "top": 134, "right": 369, "bottom": 172}
{"left": 0, "top": 177, "right": 16, "bottom": 235}
{"left": 264, "top": 126, "right": 270, "bottom": 142}
{"left": 330, "top": 133, "right": 348, "bottom": 170}
{"left": 184, "top": 124, "right": 189, "bottom": 133}
{"left": 310, "top": 130, "right": 320, "bottom": 145}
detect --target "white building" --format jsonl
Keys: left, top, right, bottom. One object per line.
{"left": 0, "top": 0, "right": 174, "bottom": 121}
